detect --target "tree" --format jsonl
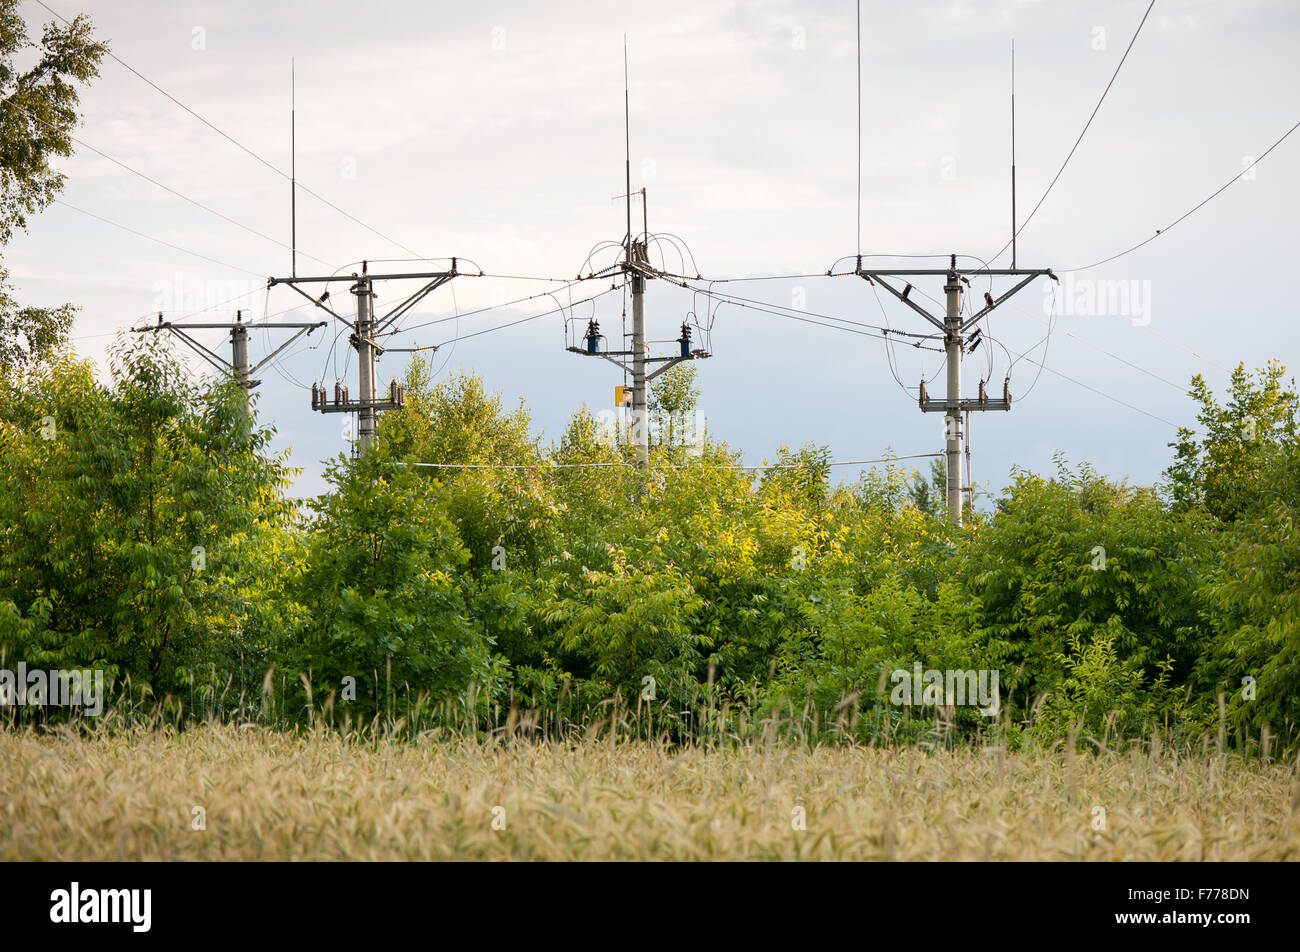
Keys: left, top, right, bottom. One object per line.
{"left": 381, "top": 358, "right": 538, "bottom": 467}
{"left": 292, "top": 451, "right": 497, "bottom": 722}
{"left": 908, "top": 458, "right": 946, "bottom": 515}
{"left": 377, "top": 362, "right": 552, "bottom": 575}
{"left": 1165, "top": 362, "right": 1298, "bottom": 522}
{"left": 0, "top": 334, "right": 295, "bottom": 698}
{"left": 0, "top": 1, "right": 107, "bottom": 374}
{"left": 648, "top": 362, "right": 700, "bottom": 452}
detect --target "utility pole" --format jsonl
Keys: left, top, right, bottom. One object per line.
{"left": 353, "top": 269, "right": 378, "bottom": 452}
{"left": 272, "top": 260, "right": 467, "bottom": 456}
{"left": 943, "top": 266, "right": 963, "bottom": 520}
{"left": 135, "top": 310, "right": 324, "bottom": 420}
{"left": 630, "top": 268, "right": 648, "bottom": 466}
{"left": 857, "top": 253, "right": 1056, "bottom": 526}
{"left": 230, "top": 311, "right": 250, "bottom": 412}
{"left": 566, "top": 42, "right": 707, "bottom": 470}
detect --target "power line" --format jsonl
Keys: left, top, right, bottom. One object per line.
{"left": 1, "top": 98, "right": 338, "bottom": 270}
{"left": 677, "top": 285, "right": 944, "bottom": 350}
{"left": 989, "top": 0, "right": 1157, "bottom": 265}
{"left": 1009, "top": 351, "right": 1179, "bottom": 428}
{"left": 1011, "top": 303, "right": 1185, "bottom": 392}
{"left": 31, "top": 0, "right": 426, "bottom": 261}
{"left": 1062, "top": 118, "right": 1300, "bottom": 273}
{"left": 385, "top": 278, "right": 594, "bottom": 336}
{"left": 435, "top": 288, "right": 621, "bottom": 347}
{"left": 1139, "top": 324, "right": 1232, "bottom": 373}
{"left": 1008, "top": 282, "right": 1058, "bottom": 400}
{"left": 53, "top": 198, "right": 264, "bottom": 277}
{"left": 395, "top": 452, "right": 943, "bottom": 472}
{"left": 661, "top": 275, "right": 943, "bottom": 344}
{"left": 684, "top": 272, "right": 831, "bottom": 284}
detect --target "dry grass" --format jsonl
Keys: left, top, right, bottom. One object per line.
{"left": 3, "top": 724, "right": 1298, "bottom": 860}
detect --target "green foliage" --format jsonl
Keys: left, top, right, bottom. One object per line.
{"left": 1166, "top": 362, "right": 1298, "bottom": 522}
{"left": 962, "top": 459, "right": 1211, "bottom": 720}
{"left": 0, "top": 0, "right": 107, "bottom": 375}
{"left": 908, "top": 457, "right": 945, "bottom": 516}
{"left": 2, "top": 341, "right": 1297, "bottom": 752}
{"left": 0, "top": 335, "right": 294, "bottom": 698}
{"left": 291, "top": 451, "right": 496, "bottom": 721}
{"left": 648, "top": 362, "right": 700, "bottom": 453}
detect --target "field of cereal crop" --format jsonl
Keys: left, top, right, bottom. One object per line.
{"left": 4, "top": 725, "right": 1298, "bottom": 861}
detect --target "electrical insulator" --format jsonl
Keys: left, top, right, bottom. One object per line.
{"left": 979, "top": 379, "right": 988, "bottom": 404}
{"left": 902, "top": 283, "right": 912, "bottom": 300}
{"left": 334, "top": 381, "right": 342, "bottom": 407}
{"left": 312, "top": 382, "right": 320, "bottom": 411}
{"left": 984, "top": 291, "right": 994, "bottom": 309}
{"left": 679, "top": 321, "right": 691, "bottom": 357}
{"left": 1003, "top": 376, "right": 1012, "bottom": 406}
{"left": 919, "top": 379, "right": 929, "bottom": 409}
{"left": 585, "top": 319, "right": 600, "bottom": 354}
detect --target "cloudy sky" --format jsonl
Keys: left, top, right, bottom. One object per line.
{"left": 10, "top": 0, "right": 1299, "bottom": 498}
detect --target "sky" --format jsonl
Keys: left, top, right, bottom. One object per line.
{"left": 9, "top": 0, "right": 1299, "bottom": 500}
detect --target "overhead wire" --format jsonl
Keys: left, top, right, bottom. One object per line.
{"left": 2, "top": 98, "right": 338, "bottom": 270}
{"left": 1061, "top": 118, "right": 1300, "bottom": 273}
{"left": 53, "top": 198, "right": 264, "bottom": 276}
{"left": 31, "top": 0, "right": 428, "bottom": 260}
{"left": 988, "top": 0, "right": 1157, "bottom": 265}
{"left": 1010, "top": 303, "right": 1185, "bottom": 392}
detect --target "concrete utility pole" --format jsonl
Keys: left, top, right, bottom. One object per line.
{"left": 630, "top": 269, "right": 648, "bottom": 467}
{"left": 230, "top": 311, "right": 250, "bottom": 413}
{"left": 353, "top": 270, "right": 378, "bottom": 452}
{"left": 134, "top": 310, "right": 324, "bottom": 421}
{"left": 856, "top": 253, "right": 1056, "bottom": 527}
{"left": 943, "top": 266, "right": 963, "bottom": 522}
{"left": 273, "top": 260, "right": 464, "bottom": 456}
{"left": 566, "top": 40, "right": 707, "bottom": 469}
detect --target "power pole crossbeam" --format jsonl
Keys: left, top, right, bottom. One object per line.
{"left": 960, "top": 270, "right": 1050, "bottom": 331}
{"left": 645, "top": 353, "right": 705, "bottom": 382}
{"left": 248, "top": 324, "right": 324, "bottom": 375}
{"left": 133, "top": 315, "right": 324, "bottom": 419}
{"left": 165, "top": 327, "right": 231, "bottom": 376}
{"left": 860, "top": 274, "right": 945, "bottom": 331}
{"left": 274, "top": 279, "right": 348, "bottom": 325}
{"left": 376, "top": 271, "right": 457, "bottom": 333}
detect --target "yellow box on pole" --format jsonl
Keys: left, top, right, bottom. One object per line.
{"left": 615, "top": 385, "right": 631, "bottom": 407}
